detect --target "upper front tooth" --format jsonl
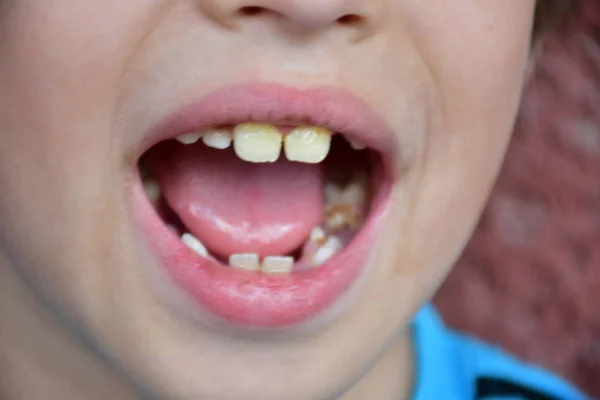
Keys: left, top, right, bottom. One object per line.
{"left": 181, "top": 233, "right": 209, "bottom": 258}
{"left": 176, "top": 132, "right": 203, "bottom": 145}
{"left": 229, "top": 253, "right": 260, "bottom": 271}
{"left": 284, "top": 126, "right": 332, "bottom": 164}
{"left": 202, "top": 128, "right": 232, "bottom": 149}
{"left": 233, "top": 123, "right": 282, "bottom": 163}
{"left": 261, "top": 256, "right": 294, "bottom": 275}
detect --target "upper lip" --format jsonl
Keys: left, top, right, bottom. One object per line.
{"left": 139, "top": 82, "right": 401, "bottom": 177}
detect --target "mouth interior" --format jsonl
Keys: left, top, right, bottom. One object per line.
{"left": 138, "top": 127, "right": 381, "bottom": 274}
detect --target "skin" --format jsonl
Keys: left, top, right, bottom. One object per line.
{"left": 0, "top": 1, "right": 536, "bottom": 399}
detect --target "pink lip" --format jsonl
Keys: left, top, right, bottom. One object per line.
{"left": 131, "top": 83, "right": 397, "bottom": 327}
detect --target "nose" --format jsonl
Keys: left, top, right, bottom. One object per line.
{"left": 201, "top": 0, "right": 381, "bottom": 37}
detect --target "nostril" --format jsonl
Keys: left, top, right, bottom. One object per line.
{"left": 337, "top": 14, "right": 363, "bottom": 27}
{"left": 234, "top": 6, "right": 371, "bottom": 35}
{"left": 237, "top": 6, "right": 267, "bottom": 17}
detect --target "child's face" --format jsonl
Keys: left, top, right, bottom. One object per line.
{"left": 0, "top": 1, "right": 535, "bottom": 399}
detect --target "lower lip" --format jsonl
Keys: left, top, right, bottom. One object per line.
{"left": 131, "top": 174, "right": 391, "bottom": 328}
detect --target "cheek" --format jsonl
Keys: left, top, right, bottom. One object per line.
{"left": 0, "top": 0, "right": 169, "bottom": 220}
{"left": 404, "top": 0, "right": 535, "bottom": 135}
{"left": 0, "top": 1, "right": 155, "bottom": 303}
{"left": 395, "top": 2, "right": 536, "bottom": 286}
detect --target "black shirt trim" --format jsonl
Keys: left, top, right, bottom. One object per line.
{"left": 476, "top": 376, "right": 565, "bottom": 400}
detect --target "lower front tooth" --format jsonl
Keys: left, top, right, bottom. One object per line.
{"left": 310, "top": 236, "right": 343, "bottom": 267}
{"left": 181, "top": 233, "right": 208, "bottom": 258}
{"left": 262, "top": 256, "right": 294, "bottom": 275}
{"left": 229, "top": 253, "right": 260, "bottom": 271}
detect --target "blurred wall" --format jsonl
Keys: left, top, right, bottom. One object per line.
{"left": 434, "top": 11, "right": 600, "bottom": 398}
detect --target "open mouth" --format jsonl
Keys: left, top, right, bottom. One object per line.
{"left": 130, "top": 84, "right": 396, "bottom": 328}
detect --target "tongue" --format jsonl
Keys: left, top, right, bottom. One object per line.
{"left": 146, "top": 142, "right": 324, "bottom": 258}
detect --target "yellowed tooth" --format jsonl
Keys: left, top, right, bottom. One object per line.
{"left": 143, "top": 180, "right": 161, "bottom": 203}
{"left": 233, "top": 123, "right": 282, "bottom": 163}
{"left": 284, "top": 126, "right": 332, "bottom": 164}
{"left": 261, "top": 256, "right": 294, "bottom": 275}
{"left": 202, "top": 128, "right": 232, "bottom": 149}
{"left": 229, "top": 253, "right": 260, "bottom": 271}
{"left": 181, "top": 233, "right": 209, "bottom": 258}
{"left": 176, "top": 132, "right": 203, "bottom": 145}
{"left": 311, "top": 236, "right": 343, "bottom": 267}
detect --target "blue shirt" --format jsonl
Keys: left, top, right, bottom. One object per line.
{"left": 412, "top": 305, "right": 590, "bottom": 400}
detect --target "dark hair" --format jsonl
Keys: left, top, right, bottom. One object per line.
{"left": 533, "top": 0, "right": 580, "bottom": 38}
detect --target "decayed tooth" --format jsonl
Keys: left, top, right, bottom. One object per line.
{"left": 233, "top": 123, "right": 282, "bottom": 163}
{"left": 229, "top": 253, "right": 260, "bottom": 271}
{"left": 202, "top": 128, "right": 232, "bottom": 149}
{"left": 284, "top": 126, "right": 332, "bottom": 164}
{"left": 324, "top": 174, "right": 368, "bottom": 231}
{"left": 143, "top": 180, "right": 161, "bottom": 203}
{"left": 261, "top": 256, "right": 294, "bottom": 275}
{"left": 309, "top": 226, "right": 327, "bottom": 245}
{"left": 326, "top": 204, "right": 360, "bottom": 231}
{"left": 326, "top": 207, "right": 349, "bottom": 231}
{"left": 310, "top": 236, "right": 343, "bottom": 267}
{"left": 181, "top": 233, "right": 208, "bottom": 258}
{"left": 176, "top": 132, "right": 203, "bottom": 145}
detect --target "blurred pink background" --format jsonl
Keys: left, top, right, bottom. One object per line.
{"left": 434, "top": 5, "right": 600, "bottom": 398}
